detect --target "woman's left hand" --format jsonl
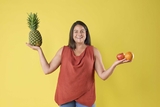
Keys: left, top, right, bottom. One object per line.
{"left": 114, "top": 58, "right": 131, "bottom": 65}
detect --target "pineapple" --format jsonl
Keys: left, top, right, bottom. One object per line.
{"left": 27, "top": 13, "right": 42, "bottom": 46}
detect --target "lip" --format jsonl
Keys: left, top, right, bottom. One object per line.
{"left": 75, "top": 36, "right": 83, "bottom": 39}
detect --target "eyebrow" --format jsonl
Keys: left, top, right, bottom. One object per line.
{"left": 73, "top": 29, "right": 85, "bottom": 31}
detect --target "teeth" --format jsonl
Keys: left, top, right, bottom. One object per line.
{"left": 76, "top": 37, "right": 82, "bottom": 39}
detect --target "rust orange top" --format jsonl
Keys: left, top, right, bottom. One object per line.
{"left": 55, "top": 45, "right": 95, "bottom": 107}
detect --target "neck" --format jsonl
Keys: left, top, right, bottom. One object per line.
{"left": 75, "top": 43, "right": 86, "bottom": 50}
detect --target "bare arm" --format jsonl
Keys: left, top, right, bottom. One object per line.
{"left": 94, "top": 47, "right": 130, "bottom": 80}
{"left": 26, "top": 43, "right": 62, "bottom": 75}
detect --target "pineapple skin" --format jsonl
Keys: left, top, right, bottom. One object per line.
{"left": 29, "top": 30, "right": 42, "bottom": 46}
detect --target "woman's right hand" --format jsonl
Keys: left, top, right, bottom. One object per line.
{"left": 26, "top": 43, "right": 41, "bottom": 51}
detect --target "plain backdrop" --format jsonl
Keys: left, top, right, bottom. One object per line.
{"left": 0, "top": 0, "right": 160, "bottom": 107}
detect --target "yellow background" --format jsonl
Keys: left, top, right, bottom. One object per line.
{"left": 0, "top": 0, "right": 160, "bottom": 107}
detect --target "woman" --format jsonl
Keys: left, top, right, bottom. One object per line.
{"left": 26, "top": 21, "right": 130, "bottom": 107}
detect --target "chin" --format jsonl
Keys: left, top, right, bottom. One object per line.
{"left": 75, "top": 41, "right": 85, "bottom": 44}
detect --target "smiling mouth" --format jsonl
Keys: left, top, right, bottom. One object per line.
{"left": 76, "top": 36, "right": 83, "bottom": 39}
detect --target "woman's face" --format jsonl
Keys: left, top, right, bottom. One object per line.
{"left": 73, "top": 24, "right": 86, "bottom": 44}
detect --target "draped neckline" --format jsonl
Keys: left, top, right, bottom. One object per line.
{"left": 72, "top": 45, "right": 88, "bottom": 57}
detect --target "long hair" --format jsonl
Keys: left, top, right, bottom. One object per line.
{"left": 68, "top": 21, "right": 91, "bottom": 49}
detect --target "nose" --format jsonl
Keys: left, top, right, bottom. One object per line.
{"left": 77, "top": 32, "right": 82, "bottom": 36}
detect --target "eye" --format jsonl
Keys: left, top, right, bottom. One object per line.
{"left": 80, "top": 30, "right": 85, "bottom": 33}
{"left": 74, "top": 30, "right": 78, "bottom": 33}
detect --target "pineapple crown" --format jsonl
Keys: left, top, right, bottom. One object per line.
{"left": 27, "top": 13, "right": 39, "bottom": 30}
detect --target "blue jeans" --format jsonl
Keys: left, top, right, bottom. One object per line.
{"left": 60, "top": 101, "right": 95, "bottom": 107}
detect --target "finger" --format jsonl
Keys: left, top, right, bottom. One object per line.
{"left": 26, "top": 43, "right": 31, "bottom": 47}
{"left": 26, "top": 42, "right": 30, "bottom": 46}
{"left": 119, "top": 58, "right": 126, "bottom": 62}
{"left": 26, "top": 43, "right": 35, "bottom": 49}
{"left": 123, "top": 60, "right": 131, "bottom": 63}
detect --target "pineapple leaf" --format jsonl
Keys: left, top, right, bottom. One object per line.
{"left": 27, "top": 12, "right": 40, "bottom": 30}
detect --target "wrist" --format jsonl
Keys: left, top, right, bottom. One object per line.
{"left": 37, "top": 47, "right": 42, "bottom": 52}
{"left": 113, "top": 61, "right": 118, "bottom": 67}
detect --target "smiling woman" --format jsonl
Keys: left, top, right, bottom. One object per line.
{"left": 26, "top": 20, "right": 130, "bottom": 107}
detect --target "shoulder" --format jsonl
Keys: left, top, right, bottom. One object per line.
{"left": 59, "top": 46, "right": 70, "bottom": 51}
{"left": 86, "top": 45, "right": 100, "bottom": 57}
{"left": 56, "top": 46, "right": 68, "bottom": 55}
{"left": 58, "top": 45, "right": 71, "bottom": 55}
{"left": 55, "top": 46, "right": 64, "bottom": 56}
{"left": 61, "top": 45, "right": 71, "bottom": 51}
{"left": 92, "top": 46, "right": 101, "bottom": 57}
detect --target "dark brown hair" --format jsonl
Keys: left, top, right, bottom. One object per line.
{"left": 68, "top": 20, "right": 91, "bottom": 49}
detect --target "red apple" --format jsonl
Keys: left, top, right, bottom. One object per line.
{"left": 116, "top": 53, "right": 125, "bottom": 60}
